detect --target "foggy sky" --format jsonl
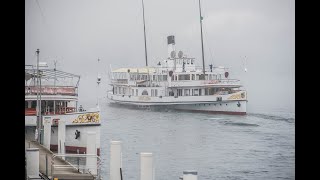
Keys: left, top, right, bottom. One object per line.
{"left": 25, "top": 0, "right": 295, "bottom": 113}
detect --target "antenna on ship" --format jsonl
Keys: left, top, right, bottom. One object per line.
{"left": 54, "top": 60, "right": 57, "bottom": 94}
{"left": 97, "top": 58, "right": 101, "bottom": 109}
{"left": 198, "top": 0, "right": 206, "bottom": 79}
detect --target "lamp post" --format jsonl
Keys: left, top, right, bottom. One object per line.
{"left": 36, "top": 49, "right": 41, "bottom": 144}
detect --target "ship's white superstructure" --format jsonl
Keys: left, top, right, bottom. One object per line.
{"left": 107, "top": 36, "right": 247, "bottom": 115}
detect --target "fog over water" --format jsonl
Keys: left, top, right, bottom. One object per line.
{"left": 25, "top": 0, "right": 295, "bottom": 113}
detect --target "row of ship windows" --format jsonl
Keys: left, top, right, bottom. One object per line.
{"left": 126, "top": 74, "right": 222, "bottom": 81}
{"left": 114, "top": 87, "right": 232, "bottom": 97}
{"left": 194, "top": 102, "right": 241, "bottom": 107}
{"left": 114, "top": 88, "right": 158, "bottom": 97}
{"left": 195, "top": 103, "right": 228, "bottom": 106}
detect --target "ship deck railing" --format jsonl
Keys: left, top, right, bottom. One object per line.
{"left": 25, "top": 86, "right": 78, "bottom": 96}
{"left": 25, "top": 107, "right": 77, "bottom": 116}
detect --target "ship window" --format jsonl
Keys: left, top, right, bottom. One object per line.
{"left": 163, "top": 75, "right": 167, "bottom": 81}
{"left": 184, "top": 89, "right": 190, "bottom": 96}
{"left": 142, "top": 90, "right": 148, "bottom": 95}
{"left": 31, "top": 101, "right": 37, "bottom": 108}
{"left": 178, "top": 74, "right": 190, "bottom": 80}
{"left": 177, "top": 89, "right": 182, "bottom": 96}
{"left": 194, "top": 89, "right": 199, "bottom": 96}
{"left": 192, "top": 74, "right": 195, "bottom": 80}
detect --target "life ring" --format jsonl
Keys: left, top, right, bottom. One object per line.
{"left": 169, "top": 71, "right": 173, "bottom": 77}
{"left": 225, "top": 72, "right": 229, "bottom": 78}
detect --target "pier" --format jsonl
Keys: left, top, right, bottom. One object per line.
{"left": 25, "top": 139, "right": 97, "bottom": 180}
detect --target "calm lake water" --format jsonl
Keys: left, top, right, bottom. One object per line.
{"left": 97, "top": 103, "right": 294, "bottom": 180}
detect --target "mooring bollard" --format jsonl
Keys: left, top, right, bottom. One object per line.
{"left": 86, "top": 131, "right": 97, "bottom": 175}
{"left": 26, "top": 148, "right": 39, "bottom": 178}
{"left": 140, "top": 152, "right": 154, "bottom": 180}
{"left": 183, "top": 170, "right": 198, "bottom": 180}
{"left": 110, "top": 141, "right": 122, "bottom": 180}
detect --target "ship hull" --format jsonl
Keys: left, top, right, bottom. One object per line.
{"left": 108, "top": 98, "right": 247, "bottom": 115}
{"left": 107, "top": 91, "right": 247, "bottom": 115}
{"left": 25, "top": 111, "right": 101, "bottom": 155}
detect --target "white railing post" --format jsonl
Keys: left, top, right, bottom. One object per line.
{"left": 183, "top": 170, "right": 198, "bottom": 180}
{"left": 26, "top": 148, "right": 39, "bottom": 178}
{"left": 58, "top": 120, "right": 66, "bottom": 160}
{"left": 43, "top": 117, "right": 52, "bottom": 150}
{"left": 140, "top": 152, "right": 154, "bottom": 180}
{"left": 110, "top": 141, "right": 122, "bottom": 180}
{"left": 86, "top": 131, "right": 97, "bottom": 175}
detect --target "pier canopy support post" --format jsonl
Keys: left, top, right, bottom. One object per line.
{"left": 86, "top": 132, "right": 97, "bottom": 175}
{"left": 43, "top": 117, "right": 52, "bottom": 150}
{"left": 110, "top": 141, "right": 122, "bottom": 180}
{"left": 26, "top": 148, "right": 39, "bottom": 178}
{"left": 183, "top": 170, "right": 198, "bottom": 180}
{"left": 58, "top": 120, "right": 66, "bottom": 160}
{"left": 140, "top": 152, "right": 154, "bottom": 180}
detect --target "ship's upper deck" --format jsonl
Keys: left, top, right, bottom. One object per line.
{"left": 25, "top": 65, "right": 80, "bottom": 97}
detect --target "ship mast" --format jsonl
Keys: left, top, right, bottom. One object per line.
{"left": 142, "top": 0, "right": 148, "bottom": 67}
{"left": 198, "top": 0, "right": 206, "bottom": 79}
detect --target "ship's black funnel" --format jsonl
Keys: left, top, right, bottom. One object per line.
{"left": 167, "top": 35, "right": 175, "bottom": 45}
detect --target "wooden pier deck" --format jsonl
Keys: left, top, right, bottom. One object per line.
{"left": 25, "top": 139, "right": 95, "bottom": 180}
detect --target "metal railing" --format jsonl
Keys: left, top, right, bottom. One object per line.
{"left": 51, "top": 153, "right": 101, "bottom": 180}
{"left": 25, "top": 86, "right": 78, "bottom": 96}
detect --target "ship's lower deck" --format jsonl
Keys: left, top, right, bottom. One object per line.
{"left": 108, "top": 99, "right": 247, "bottom": 115}
{"left": 25, "top": 111, "right": 101, "bottom": 155}
{"left": 25, "top": 125, "right": 101, "bottom": 155}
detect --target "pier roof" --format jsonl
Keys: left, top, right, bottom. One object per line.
{"left": 25, "top": 68, "right": 80, "bottom": 80}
